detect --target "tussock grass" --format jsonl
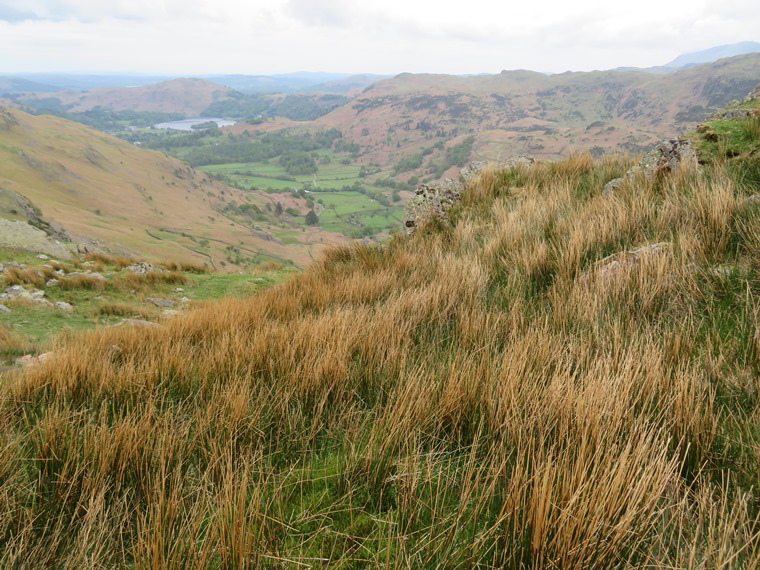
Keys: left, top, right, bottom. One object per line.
{"left": 1, "top": 154, "right": 759, "bottom": 567}
{"left": 2, "top": 266, "right": 57, "bottom": 288}
{"left": 57, "top": 274, "right": 107, "bottom": 291}
{"left": 95, "top": 301, "right": 158, "bottom": 320}
{"left": 0, "top": 324, "right": 32, "bottom": 359}
{"left": 158, "top": 260, "right": 211, "bottom": 274}
{"left": 113, "top": 270, "right": 189, "bottom": 289}
{"left": 83, "top": 252, "right": 137, "bottom": 269}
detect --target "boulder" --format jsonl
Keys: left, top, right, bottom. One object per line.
{"left": 54, "top": 301, "right": 73, "bottom": 312}
{"left": 125, "top": 262, "right": 158, "bottom": 274}
{"left": 15, "top": 352, "right": 54, "bottom": 368}
{"left": 403, "top": 179, "right": 463, "bottom": 234}
{"left": 603, "top": 138, "right": 698, "bottom": 196}
{"left": 404, "top": 156, "right": 535, "bottom": 234}
{"left": 46, "top": 278, "right": 59, "bottom": 287}
{"left": 0, "top": 304, "right": 9, "bottom": 313}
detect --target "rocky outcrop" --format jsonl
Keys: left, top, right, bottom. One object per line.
{"left": 404, "top": 179, "right": 463, "bottom": 234}
{"left": 404, "top": 156, "right": 534, "bottom": 233}
{"left": 603, "top": 138, "right": 698, "bottom": 196}
{"left": 0, "top": 219, "right": 74, "bottom": 259}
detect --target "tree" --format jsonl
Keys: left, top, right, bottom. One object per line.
{"left": 275, "top": 202, "right": 283, "bottom": 216}
{"left": 305, "top": 210, "right": 319, "bottom": 226}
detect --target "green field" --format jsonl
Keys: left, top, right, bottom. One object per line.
{"left": 201, "top": 161, "right": 404, "bottom": 237}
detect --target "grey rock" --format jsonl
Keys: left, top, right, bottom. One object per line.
{"left": 54, "top": 269, "right": 65, "bottom": 277}
{"left": 604, "top": 138, "right": 698, "bottom": 196}
{"left": 0, "top": 304, "right": 9, "bottom": 312}
{"left": 54, "top": 301, "right": 73, "bottom": 312}
{"left": 30, "top": 290, "right": 45, "bottom": 300}
{"left": 36, "top": 254, "right": 49, "bottom": 260}
{"left": 145, "top": 297, "right": 176, "bottom": 308}
{"left": 46, "top": 278, "right": 59, "bottom": 287}
{"left": 403, "top": 179, "right": 463, "bottom": 234}
{"left": 162, "top": 309, "right": 179, "bottom": 317}
{"left": 15, "top": 352, "right": 54, "bottom": 368}
{"left": 125, "top": 262, "right": 157, "bottom": 274}
{"left": 602, "top": 177, "right": 624, "bottom": 196}
{"left": 179, "top": 297, "right": 190, "bottom": 304}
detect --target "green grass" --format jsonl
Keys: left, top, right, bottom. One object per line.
{"left": 0, "top": 251, "right": 291, "bottom": 361}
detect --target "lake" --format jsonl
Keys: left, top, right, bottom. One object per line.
{"left": 153, "top": 117, "right": 237, "bottom": 131}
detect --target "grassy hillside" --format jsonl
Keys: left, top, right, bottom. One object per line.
{"left": 305, "top": 54, "right": 760, "bottom": 173}
{"left": 0, "top": 105, "right": 758, "bottom": 566}
{"left": 0, "top": 106, "right": 345, "bottom": 268}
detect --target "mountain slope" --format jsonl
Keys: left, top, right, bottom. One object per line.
{"left": 665, "top": 40, "right": 760, "bottom": 68}
{"left": 0, "top": 106, "right": 339, "bottom": 267}
{"left": 303, "top": 54, "right": 760, "bottom": 171}
{"left": 12, "top": 78, "right": 235, "bottom": 116}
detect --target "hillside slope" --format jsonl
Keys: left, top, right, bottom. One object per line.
{"left": 12, "top": 78, "right": 235, "bottom": 116}
{"left": 1, "top": 92, "right": 758, "bottom": 567}
{"left": 303, "top": 54, "right": 760, "bottom": 173}
{"left": 0, "top": 106, "right": 340, "bottom": 267}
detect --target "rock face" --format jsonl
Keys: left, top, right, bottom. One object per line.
{"left": 0, "top": 219, "right": 74, "bottom": 259}
{"left": 603, "top": 138, "right": 698, "bottom": 196}
{"left": 404, "top": 156, "right": 534, "bottom": 233}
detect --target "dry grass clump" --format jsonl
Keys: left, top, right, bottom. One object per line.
{"left": 113, "top": 270, "right": 189, "bottom": 289}
{"left": 158, "top": 260, "right": 210, "bottom": 274}
{"left": 0, "top": 154, "right": 758, "bottom": 567}
{"left": 2, "top": 266, "right": 57, "bottom": 288}
{"left": 0, "top": 324, "right": 32, "bottom": 358}
{"left": 83, "top": 252, "right": 137, "bottom": 269}
{"left": 95, "top": 301, "right": 158, "bottom": 320}
{"left": 57, "top": 274, "right": 107, "bottom": 290}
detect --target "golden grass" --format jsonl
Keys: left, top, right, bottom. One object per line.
{"left": 158, "top": 260, "right": 211, "bottom": 274}
{"left": 113, "top": 270, "right": 189, "bottom": 289}
{"left": 0, "top": 324, "right": 32, "bottom": 358}
{"left": 0, "top": 154, "right": 758, "bottom": 567}
{"left": 95, "top": 301, "right": 158, "bottom": 320}
{"left": 2, "top": 265, "right": 57, "bottom": 288}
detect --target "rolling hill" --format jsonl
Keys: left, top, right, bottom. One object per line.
{"left": 296, "top": 53, "right": 760, "bottom": 177}
{"left": 0, "top": 106, "right": 343, "bottom": 267}
{"left": 11, "top": 78, "right": 236, "bottom": 116}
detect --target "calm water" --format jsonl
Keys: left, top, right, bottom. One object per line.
{"left": 153, "top": 117, "right": 237, "bottom": 131}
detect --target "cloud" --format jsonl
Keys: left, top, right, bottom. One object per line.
{"left": 0, "top": 4, "right": 38, "bottom": 22}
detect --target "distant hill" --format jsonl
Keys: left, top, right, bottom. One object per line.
{"left": 664, "top": 41, "right": 760, "bottom": 69}
{"left": 0, "top": 77, "right": 60, "bottom": 95}
{"left": 291, "top": 53, "right": 760, "bottom": 175}
{"left": 12, "top": 78, "right": 236, "bottom": 116}
{"left": 0, "top": 106, "right": 339, "bottom": 267}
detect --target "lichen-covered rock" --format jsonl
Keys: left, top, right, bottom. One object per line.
{"left": 603, "top": 138, "right": 698, "bottom": 196}
{"left": 125, "top": 261, "right": 158, "bottom": 274}
{"left": 404, "top": 156, "right": 535, "bottom": 233}
{"left": 54, "top": 301, "right": 73, "bottom": 312}
{"left": 403, "top": 179, "right": 463, "bottom": 234}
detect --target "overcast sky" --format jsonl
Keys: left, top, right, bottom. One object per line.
{"left": 0, "top": 0, "right": 758, "bottom": 75}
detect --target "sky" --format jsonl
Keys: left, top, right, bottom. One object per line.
{"left": 0, "top": 0, "right": 758, "bottom": 75}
